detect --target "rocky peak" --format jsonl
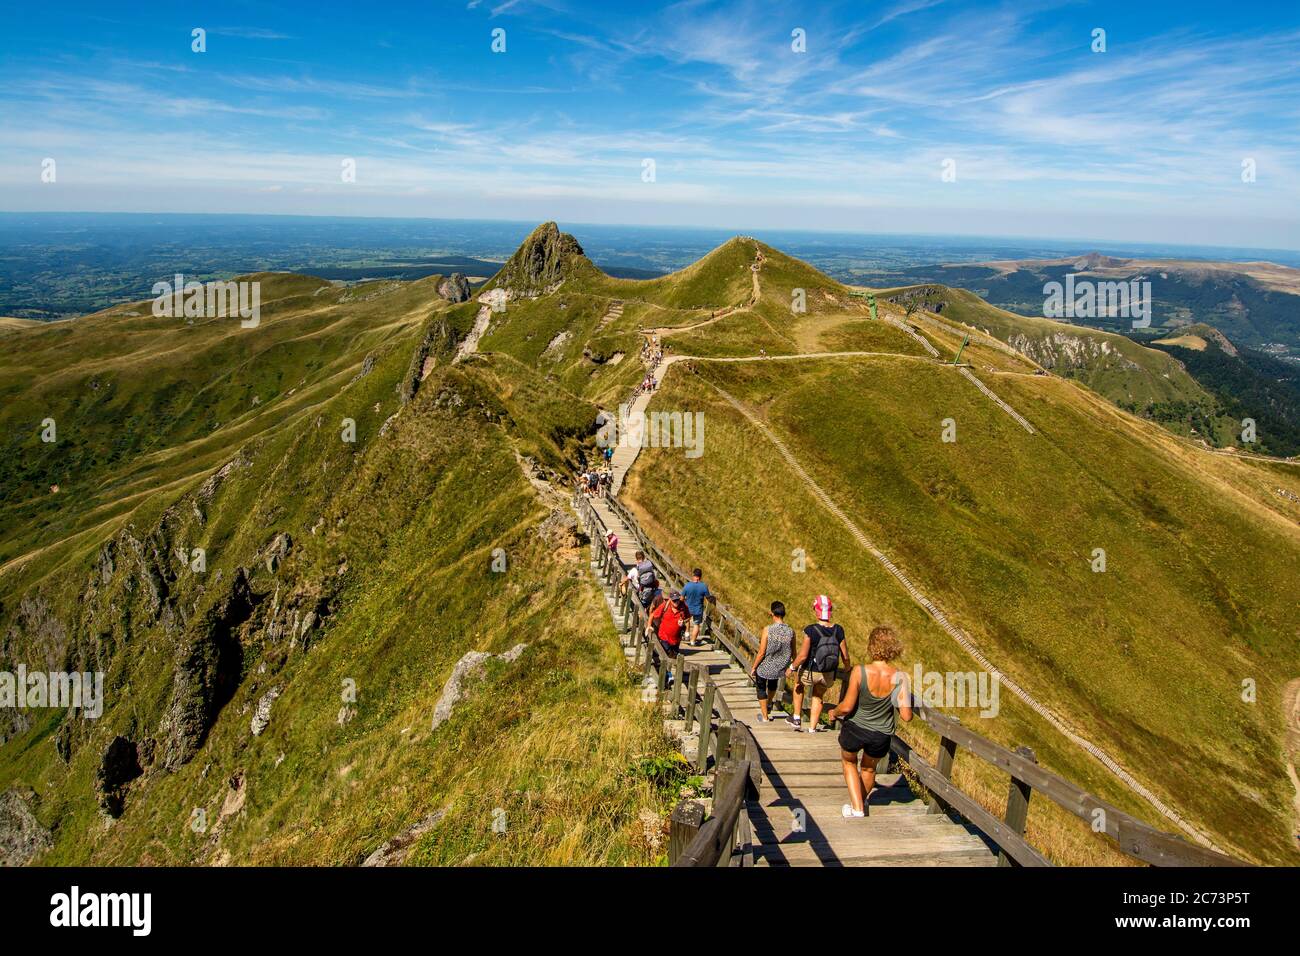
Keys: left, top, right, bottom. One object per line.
{"left": 490, "top": 222, "right": 586, "bottom": 296}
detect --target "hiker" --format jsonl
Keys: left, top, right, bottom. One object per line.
{"left": 750, "top": 601, "right": 794, "bottom": 722}
{"left": 680, "top": 568, "right": 716, "bottom": 647}
{"left": 646, "top": 588, "right": 689, "bottom": 665}
{"left": 619, "top": 559, "right": 637, "bottom": 598}
{"left": 787, "top": 595, "right": 850, "bottom": 733}
{"left": 605, "top": 529, "right": 618, "bottom": 556}
{"left": 830, "top": 626, "right": 912, "bottom": 818}
{"left": 633, "top": 551, "right": 660, "bottom": 609}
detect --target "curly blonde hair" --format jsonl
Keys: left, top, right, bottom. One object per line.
{"left": 867, "top": 625, "right": 903, "bottom": 662}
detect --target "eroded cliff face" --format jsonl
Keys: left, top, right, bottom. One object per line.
{"left": 1008, "top": 331, "right": 1138, "bottom": 372}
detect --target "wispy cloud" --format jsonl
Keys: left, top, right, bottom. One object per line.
{"left": 0, "top": 0, "right": 1296, "bottom": 247}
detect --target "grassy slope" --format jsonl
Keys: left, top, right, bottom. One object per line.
{"left": 413, "top": 237, "right": 1300, "bottom": 863}
{"left": 0, "top": 280, "right": 673, "bottom": 866}
{"left": 624, "top": 352, "right": 1300, "bottom": 864}
{"left": 872, "top": 285, "right": 1244, "bottom": 446}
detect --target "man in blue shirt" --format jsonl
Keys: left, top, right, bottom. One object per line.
{"left": 681, "top": 569, "right": 716, "bottom": 647}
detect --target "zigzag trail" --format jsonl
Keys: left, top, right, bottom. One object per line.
{"left": 607, "top": 248, "right": 1219, "bottom": 851}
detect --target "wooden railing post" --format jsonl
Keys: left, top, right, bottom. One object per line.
{"left": 713, "top": 758, "right": 740, "bottom": 866}
{"left": 671, "top": 653, "right": 686, "bottom": 714}
{"left": 999, "top": 746, "right": 1037, "bottom": 867}
{"left": 927, "top": 722, "right": 960, "bottom": 815}
{"left": 714, "top": 722, "right": 732, "bottom": 767}
{"left": 731, "top": 727, "right": 748, "bottom": 764}
{"left": 683, "top": 665, "right": 702, "bottom": 733}
{"left": 668, "top": 799, "right": 705, "bottom": 865}
{"left": 696, "top": 681, "right": 716, "bottom": 771}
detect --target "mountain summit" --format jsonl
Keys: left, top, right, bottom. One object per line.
{"left": 486, "top": 221, "right": 590, "bottom": 296}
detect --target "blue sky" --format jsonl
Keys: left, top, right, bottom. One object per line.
{"left": 2, "top": 0, "right": 1299, "bottom": 248}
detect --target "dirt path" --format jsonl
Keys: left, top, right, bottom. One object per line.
{"left": 642, "top": 240, "right": 764, "bottom": 337}
{"left": 455, "top": 303, "right": 493, "bottom": 362}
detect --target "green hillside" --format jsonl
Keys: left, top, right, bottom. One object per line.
{"left": 3, "top": 222, "right": 1297, "bottom": 867}
{"left": 0, "top": 258, "right": 673, "bottom": 866}
{"left": 868, "top": 284, "right": 1251, "bottom": 448}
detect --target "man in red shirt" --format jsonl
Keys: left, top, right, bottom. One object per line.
{"left": 647, "top": 589, "right": 689, "bottom": 660}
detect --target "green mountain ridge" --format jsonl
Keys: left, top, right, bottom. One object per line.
{"left": 2, "top": 223, "right": 1298, "bottom": 866}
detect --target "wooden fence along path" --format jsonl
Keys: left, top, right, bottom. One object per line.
{"left": 572, "top": 493, "right": 1246, "bottom": 868}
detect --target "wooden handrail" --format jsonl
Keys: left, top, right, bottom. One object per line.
{"left": 906, "top": 707, "right": 1245, "bottom": 867}
{"left": 576, "top": 492, "right": 1246, "bottom": 868}
{"left": 671, "top": 757, "right": 755, "bottom": 867}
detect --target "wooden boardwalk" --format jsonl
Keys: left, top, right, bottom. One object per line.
{"left": 580, "top": 506, "right": 997, "bottom": 866}
{"left": 674, "top": 644, "right": 999, "bottom": 867}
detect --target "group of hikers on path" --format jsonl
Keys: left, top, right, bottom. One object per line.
{"left": 577, "top": 466, "right": 612, "bottom": 497}
{"left": 750, "top": 596, "right": 913, "bottom": 817}
{"left": 618, "top": 551, "right": 913, "bottom": 820}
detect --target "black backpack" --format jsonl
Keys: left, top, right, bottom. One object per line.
{"left": 808, "top": 625, "right": 841, "bottom": 672}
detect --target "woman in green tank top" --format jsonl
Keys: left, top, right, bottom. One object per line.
{"left": 830, "top": 626, "right": 913, "bottom": 818}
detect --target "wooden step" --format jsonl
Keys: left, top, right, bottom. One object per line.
{"left": 754, "top": 844, "right": 998, "bottom": 867}
{"left": 750, "top": 813, "right": 972, "bottom": 845}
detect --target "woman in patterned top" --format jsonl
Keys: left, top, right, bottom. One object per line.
{"left": 750, "top": 601, "right": 795, "bottom": 722}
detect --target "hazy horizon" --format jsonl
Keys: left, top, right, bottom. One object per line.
{"left": 5, "top": 210, "right": 1299, "bottom": 260}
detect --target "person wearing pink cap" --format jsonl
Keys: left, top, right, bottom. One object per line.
{"left": 786, "top": 595, "right": 850, "bottom": 732}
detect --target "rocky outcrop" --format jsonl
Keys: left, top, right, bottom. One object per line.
{"left": 264, "top": 533, "right": 292, "bottom": 573}
{"left": 490, "top": 222, "right": 585, "bottom": 297}
{"left": 431, "top": 644, "right": 528, "bottom": 732}
{"left": 362, "top": 809, "right": 446, "bottom": 866}
{"left": 398, "top": 316, "right": 457, "bottom": 403}
{"left": 541, "top": 330, "right": 572, "bottom": 360}
{"left": 250, "top": 687, "right": 280, "bottom": 736}
{"left": 1008, "top": 332, "right": 1138, "bottom": 372}
{"left": 887, "top": 286, "right": 947, "bottom": 315}
{"left": 537, "top": 508, "right": 585, "bottom": 551}
{"left": 437, "top": 273, "right": 471, "bottom": 303}
{"left": 0, "top": 594, "right": 69, "bottom": 744}
{"left": 158, "top": 568, "right": 253, "bottom": 770}
{"left": 0, "top": 789, "right": 52, "bottom": 866}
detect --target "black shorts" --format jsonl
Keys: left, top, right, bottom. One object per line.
{"left": 754, "top": 676, "right": 781, "bottom": 699}
{"left": 658, "top": 638, "right": 679, "bottom": 659}
{"left": 838, "top": 722, "right": 892, "bottom": 759}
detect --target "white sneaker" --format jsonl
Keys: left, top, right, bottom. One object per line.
{"left": 841, "top": 804, "right": 865, "bottom": 818}
{"left": 807, "top": 725, "right": 819, "bottom": 734}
